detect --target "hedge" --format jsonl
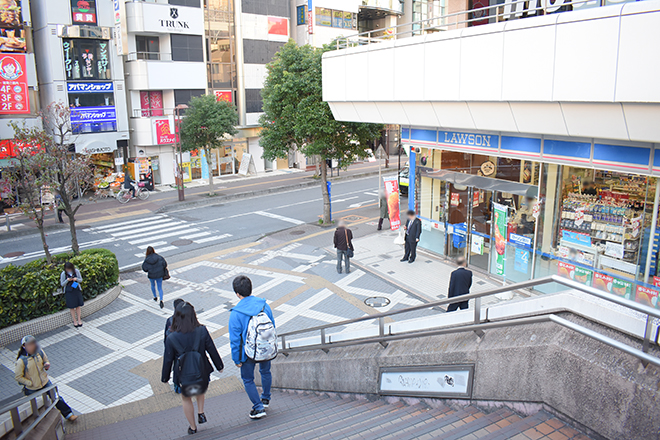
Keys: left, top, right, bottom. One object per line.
{"left": 0, "top": 248, "right": 119, "bottom": 329}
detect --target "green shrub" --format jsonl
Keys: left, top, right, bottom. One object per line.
{"left": 0, "top": 249, "right": 119, "bottom": 329}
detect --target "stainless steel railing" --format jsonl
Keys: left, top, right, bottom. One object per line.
{"left": 337, "top": 0, "right": 615, "bottom": 49}
{"left": 0, "top": 384, "right": 61, "bottom": 440}
{"left": 278, "top": 275, "right": 660, "bottom": 368}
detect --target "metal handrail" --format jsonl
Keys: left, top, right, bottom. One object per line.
{"left": 0, "top": 384, "right": 60, "bottom": 440}
{"left": 336, "top": 0, "right": 606, "bottom": 49}
{"left": 278, "top": 275, "right": 660, "bottom": 366}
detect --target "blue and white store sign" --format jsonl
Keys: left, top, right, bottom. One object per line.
{"left": 67, "top": 82, "right": 114, "bottom": 93}
{"left": 70, "top": 106, "right": 117, "bottom": 124}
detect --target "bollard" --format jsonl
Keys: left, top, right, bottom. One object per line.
{"left": 5, "top": 213, "right": 10, "bottom": 232}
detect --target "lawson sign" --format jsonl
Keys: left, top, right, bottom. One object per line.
{"left": 70, "top": 106, "right": 117, "bottom": 124}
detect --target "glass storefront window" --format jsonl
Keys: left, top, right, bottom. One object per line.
{"left": 63, "top": 39, "right": 111, "bottom": 80}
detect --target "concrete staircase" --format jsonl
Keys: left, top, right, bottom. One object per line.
{"left": 175, "top": 391, "right": 592, "bottom": 440}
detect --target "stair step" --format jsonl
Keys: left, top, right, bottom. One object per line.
{"left": 428, "top": 408, "right": 515, "bottom": 440}
{"left": 379, "top": 408, "right": 486, "bottom": 439}
{"left": 358, "top": 404, "right": 452, "bottom": 440}
{"left": 476, "top": 410, "right": 554, "bottom": 440}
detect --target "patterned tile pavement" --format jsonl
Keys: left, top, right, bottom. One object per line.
{"left": 0, "top": 234, "right": 440, "bottom": 415}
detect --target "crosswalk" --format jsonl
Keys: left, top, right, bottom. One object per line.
{"left": 82, "top": 215, "right": 233, "bottom": 258}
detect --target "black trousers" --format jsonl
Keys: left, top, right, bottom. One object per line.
{"left": 447, "top": 298, "right": 469, "bottom": 312}
{"left": 403, "top": 237, "right": 417, "bottom": 262}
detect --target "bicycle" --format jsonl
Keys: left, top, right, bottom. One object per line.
{"left": 116, "top": 182, "right": 150, "bottom": 204}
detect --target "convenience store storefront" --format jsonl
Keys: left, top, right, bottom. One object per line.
{"left": 403, "top": 127, "right": 660, "bottom": 306}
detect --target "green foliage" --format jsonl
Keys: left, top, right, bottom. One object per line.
{"left": 180, "top": 94, "right": 239, "bottom": 153}
{"left": 0, "top": 249, "right": 119, "bottom": 329}
{"left": 259, "top": 40, "right": 382, "bottom": 163}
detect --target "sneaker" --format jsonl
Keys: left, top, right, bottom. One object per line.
{"left": 400, "top": 258, "right": 408, "bottom": 262}
{"left": 261, "top": 399, "right": 269, "bottom": 408}
{"left": 249, "top": 408, "right": 267, "bottom": 419}
{"left": 198, "top": 413, "right": 207, "bottom": 424}
{"left": 153, "top": 297, "right": 157, "bottom": 302}
{"left": 67, "top": 414, "right": 78, "bottom": 422}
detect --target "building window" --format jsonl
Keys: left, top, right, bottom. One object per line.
{"left": 245, "top": 89, "right": 262, "bottom": 113}
{"left": 63, "top": 39, "right": 111, "bottom": 80}
{"left": 140, "top": 91, "right": 164, "bottom": 117}
{"left": 67, "top": 85, "right": 117, "bottom": 135}
{"left": 169, "top": 0, "right": 200, "bottom": 7}
{"left": 241, "top": 0, "right": 288, "bottom": 17}
{"left": 242, "top": 40, "right": 285, "bottom": 65}
{"left": 171, "top": 35, "right": 204, "bottom": 62}
{"left": 136, "top": 36, "right": 160, "bottom": 60}
{"left": 207, "top": 63, "right": 234, "bottom": 89}
{"left": 412, "top": 0, "right": 445, "bottom": 32}
{"left": 174, "top": 89, "right": 205, "bottom": 109}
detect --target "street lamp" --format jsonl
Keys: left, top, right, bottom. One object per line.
{"left": 175, "top": 104, "right": 188, "bottom": 202}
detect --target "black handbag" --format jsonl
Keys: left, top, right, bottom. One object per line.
{"left": 163, "top": 268, "right": 171, "bottom": 281}
{"left": 345, "top": 229, "right": 354, "bottom": 258}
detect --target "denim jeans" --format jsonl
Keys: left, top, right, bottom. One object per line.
{"left": 24, "top": 380, "right": 73, "bottom": 419}
{"left": 336, "top": 250, "right": 350, "bottom": 273}
{"left": 150, "top": 277, "right": 164, "bottom": 301}
{"left": 240, "top": 359, "right": 272, "bottom": 411}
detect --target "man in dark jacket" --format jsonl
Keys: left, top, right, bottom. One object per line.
{"left": 333, "top": 220, "right": 354, "bottom": 274}
{"left": 401, "top": 210, "right": 422, "bottom": 263}
{"left": 447, "top": 257, "right": 472, "bottom": 312}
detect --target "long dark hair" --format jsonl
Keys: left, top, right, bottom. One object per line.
{"left": 146, "top": 246, "right": 155, "bottom": 256}
{"left": 16, "top": 346, "right": 27, "bottom": 360}
{"left": 171, "top": 302, "right": 201, "bottom": 334}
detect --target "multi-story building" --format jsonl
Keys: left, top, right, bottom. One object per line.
{"left": 30, "top": 0, "right": 130, "bottom": 179}
{"left": 323, "top": 0, "right": 660, "bottom": 301}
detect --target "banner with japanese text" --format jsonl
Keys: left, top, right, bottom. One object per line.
{"left": 383, "top": 177, "right": 400, "bottom": 231}
{"left": 493, "top": 202, "right": 507, "bottom": 276}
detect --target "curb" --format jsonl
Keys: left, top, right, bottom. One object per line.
{"left": 0, "top": 281, "right": 122, "bottom": 346}
{"left": 0, "top": 222, "right": 69, "bottom": 240}
{"left": 156, "top": 169, "right": 390, "bottom": 213}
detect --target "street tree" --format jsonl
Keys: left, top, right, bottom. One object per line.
{"left": 7, "top": 122, "right": 55, "bottom": 263}
{"left": 40, "top": 102, "right": 95, "bottom": 254}
{"left": 180, "top": 94, "right": 239, "bottom": 196}
{"left": 259, "top": 40, "right": 382, "bottom": 224}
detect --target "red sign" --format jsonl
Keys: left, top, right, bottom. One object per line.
{"left": 71, "top": 0, "right": 97, "bottom": 25}
{"left": 654, "top": 276, "right": 660, "bottom": 288}
{"left": 214, "top": 90, "right": 232, "bottom": 103}
{"left": 383, "top": 177, "right": 400, "bottom": 231}
{"left": 473, "top": 190, "right": 479, "bottom": 208}
{"left": 592, "top": 272, "right": 613, "bottom": 293}
{"left": 268, "top": 17, "right": 288, "bottom": 36}
{"left": 0, "top": 140, "right": 14, "bottom": 159}
{"left": 307, "top": 10, "right": 313, "bottom": 34}
{"left": 557, "top": 261, "right": 575, "bottom": 280}
{"left": 153, "top": 118, "right": 177, "bottom": 145}
{"left": 0, "top": 54, "right": 29, "bottom": 115}
{"left": 635, "top": 285, "right": 659, "bottom": 309}
{"left": 140, "top": 91, "right": 163, "bottom": 117}
{"left": 450, "top": 192, "right": 460, "bottom": 207}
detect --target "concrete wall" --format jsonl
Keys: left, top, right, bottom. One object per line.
{"left": 271, "top": 316, "right": 660, "bottom": 440}
{"left": 321, "top": 0, "right": 660, "bottom": 143}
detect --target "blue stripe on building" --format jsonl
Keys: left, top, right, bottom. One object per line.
{"left": 410, "top": 129, "right": 437, "bottom": 143}
{"left": 593, "top": 144, "right": 651, "bottom": 166}
{"left": 543, "top": 139, "right": 591, "bottom": 159}
{"left": 401, "top": 128, "right": 410, "bottom": 140}
{"left": 501, "top": 136, "right": 541, "bottom": 154}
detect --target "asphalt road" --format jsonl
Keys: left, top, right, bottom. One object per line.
{"left": 0, "top": 174, "right": 397, "bottom": 270}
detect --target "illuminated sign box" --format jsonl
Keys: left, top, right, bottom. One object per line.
{"left": 379, "top": 365, "right": 474, "bottom": 398}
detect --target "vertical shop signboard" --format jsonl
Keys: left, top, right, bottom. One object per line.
{"left": 635, "top": 285, "right": 659, "bottom": 308}
{"left": 71, "top": 0, "right": 97, "bottom": 25}
{"left": 592, "top": 272, "right": 613, "bottom": 293}
{"left": 307, "top": 0, "right": 313, "bottom": 34}
{"left": 153, "top": 117, "right": 177, "bottom": 145}
{"left": 493, "top": 203, "right": 507, "bottom": 276}
{"left": 0, "top": 54, "right": 29, "bottom": 114}
{"left": 450, "top": 193, "right": 459, "bottom": 207}
{"left": 612, "top": 278, "right": 633, "bottom": 299}
{"left": 383, "top": 177, "right": 400, "bottom": 231}
{"left": 654, "top": 276, "right": 660, "bottom": 288}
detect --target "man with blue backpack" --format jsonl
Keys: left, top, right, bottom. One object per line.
{"left": 229, "top": 275, "right": 277, "bottom": 420}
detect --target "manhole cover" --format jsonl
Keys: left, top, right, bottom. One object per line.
{"left": 365, "top": 296, "right": 391, "bottom": 308}
{"left": 171, "top": 239, "right": 193, "bottom": 246}
{"left": 342, "top": 216, "right": 362, "bottom": 221}
{"left": 290, "top": 230, "right": 306, "bottom": 235}
{"left": 3, "top": 251, "right": 24, "bottom": 258}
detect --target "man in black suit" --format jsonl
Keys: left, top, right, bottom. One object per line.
{"left": 400, "top": 210, "right": 422, "bottom": 264}
{"left": 447, "top": 256, "right": 472, "bottom": 312}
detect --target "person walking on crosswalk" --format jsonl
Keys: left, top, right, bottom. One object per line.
{"left": 142, "top": 246, "right": 168, "bottom": 309}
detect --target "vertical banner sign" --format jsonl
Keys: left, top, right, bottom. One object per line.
{"left": 0, "top": 54, "right": 29, "bottom": 114}
{"left": 113, "top": 0, "right": 128, "bottom": 56}
{"left": 383, "top": 177, "right": 401, "bottom": 231}
{"left": 493, "top": 202, "right": 507, "bottom": 276}
{"left": 307, "top": 0, "right": 313, "bottom": 34}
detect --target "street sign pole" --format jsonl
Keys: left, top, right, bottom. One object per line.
{"left": 327, "top": 181, "right": 332, "bottom": 222}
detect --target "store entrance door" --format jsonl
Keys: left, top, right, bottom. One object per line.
{"left": 447, "top": 183, "right": 470, "bottom": 259}
{"left": 468, "top": 187, "right": 493, "bottom": 272}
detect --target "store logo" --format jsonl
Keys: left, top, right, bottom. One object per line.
{"left": 442, "top": 131, "right": 493, "bottom": 148}
{"left": 170, "top": 7, "right": 178, "bottom": 19}
{"left": 159, "top": 7, "right": 189, "bottom": 30}
{"left": 0, "top": 57, "right": 22, "bottom": 81}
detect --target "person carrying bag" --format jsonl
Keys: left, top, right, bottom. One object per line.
{"left": 333, "top": 220, "right": 354, "bottom": 274}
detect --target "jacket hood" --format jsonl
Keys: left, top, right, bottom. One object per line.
{"left": 232, "top": 295, "right": 267, "bottom": 317}
{"left": 144, "top": 253, "right": 160, "bottom": 264}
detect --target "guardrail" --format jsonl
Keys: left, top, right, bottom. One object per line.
{"left": 278, "top": 275, "right": 660, "bottom": 368}
{"left": 0, "top": 384, "right": 60, "bottom": 440}
{"left": 337, "top": 0, "right": 609, "bottom": 48}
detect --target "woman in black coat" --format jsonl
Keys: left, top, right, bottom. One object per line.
{"left": 142, "top": 246, "right": 167, "bottom": 308}
{"left": 162, "top": 303, "right": 224, "bottom": 435}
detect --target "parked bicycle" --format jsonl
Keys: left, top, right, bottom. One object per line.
{"left": 116, "top": 182, "right": 150, "bottom": 204}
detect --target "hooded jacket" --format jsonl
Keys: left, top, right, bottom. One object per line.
{"left": 142, "top": 253, "right": 167, "bottom": 279}
{"left": 15, "top": 348, "right": 49, "bottom": 391}
{"left": 228, "top": 296, "right": 275, "bottom": 364}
